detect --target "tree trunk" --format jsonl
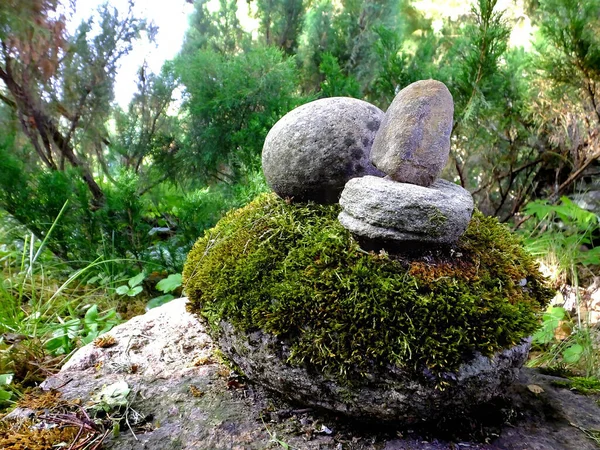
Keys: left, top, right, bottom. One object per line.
{"left": 0, "top": 67, "right": 105, "bottom": 206}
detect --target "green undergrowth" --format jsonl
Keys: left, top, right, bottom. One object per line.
{"left": 183, "top": 193, "right": 553, "bottom": 383}
{"left": 551, "top": 376, "right": 600, "bottom": 395}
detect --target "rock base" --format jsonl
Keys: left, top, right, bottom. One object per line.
{"left": 25, "top": 300, "right": 600, "bottom": 449}
{"left": 217, "top": 321, "right": 531, "bottom": 422}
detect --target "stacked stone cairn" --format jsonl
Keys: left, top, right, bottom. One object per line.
{"left": 263, "top": 79, "right": 474, "bottom": 250}
{"left": 221, "top": 79, "right": 532, "bottom": 421}
{"left": 339, "top": 80, "right": 474, "bottom": 251}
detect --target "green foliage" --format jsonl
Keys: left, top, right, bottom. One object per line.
{"left": 97, "top": 170, "right": 152, "bottom": 262}
{"left": 182, "top": 0, "right": 249, "bottom": 55}
{"left": 533, "top": 306, "right": 567, "bottom": 344}
{"left": 530, "top": 304, "right": 600, "bottom": 378}
{"left": 552, "top": 376, "right": 600, "bottom": 394}
{"left": 155, "top": 273, "right": 182, "bottom": 293}
{"left": 297, "top": 0, "right": 337, "bottom": 91}
{"left": 0, "top": 373, "right": 13, "bottom": 406}
{"left": 436, "top": 0, "right": 538, "bottom": 219}
{"left": 447, "top": 0, "right": 511, "bottom": 124}
{"left": 146, "top": 273, "right": 182, "bottom": 310}
{"left": 110, "top": 61, "right": 181, "bottom": 182}
{"left": 0, "top": 139, "right": 96, "bottom": 262}
{"left": 45, "top": 304, "right": 120, "bottom": 354}
{"left": 535, "top": 0, "right": 600, "bottom": 96}
{"left": 253, "top": 0, "right": 304, "bottom": 54}
{"left": 0, "top": 218, "right": 123, "bottom": 405}
{"left": 522, "top": 196, "right": 600, "bottom": 286}
{"left": 174, "top": 169, "right": 270, "bottom": 245}
{"left": 319, "top": 53, "right": 361, "bottom": 98}
{"left": 298, "top": 0, "right": 407, "bottom": 93}
{"left": 184, "top": 194, "right": 552, "bottom": 383}
{"left": 176, "top": 46, "right": 303, "bottom": 182}
{"left": 115, "top": 272, "right": 146, "bottom": 297}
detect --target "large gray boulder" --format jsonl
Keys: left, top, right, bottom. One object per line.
{"left": 338, "top": 175, "right": 473, "bottom": 249}
{"left": 216, "top": 321, "right": 531, "bottom": 422}
{"left": 371, "top": 80, "right": 453, "bottom": 187}
{"left": 262, "top": 97, "right": 384, "bottom": 204}
{"left": 28, "top": 299, "right": 600, "bottom": 449}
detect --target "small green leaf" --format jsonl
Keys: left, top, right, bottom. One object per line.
{"left": 81, "top": 332, "right": 99, "bottom": 345}
{"left": 128, "top": 286, "right": 143, "bottom": 297}
{"left": 146, "top": 294, "right": 175, "bottom": 310}
{"left": 0, "top": 389, "right": 11, "bottom": 401}
{"left": 156, "top": 274, "right": 182, "bottom": 293}
{"left": 85, "top": 304, "right": 99, "bottom": 323}
{"left": 563, "top": 344, "right": 584, "bottom": 363}
{"left": 0, "top": 374, "right": 13, "bottom": 386}
{"left": 532, "top": 326, "right": 554, "bottom": 345}
{"left": 116, "top": 285, "right": 130, "bottom": 295}
{"left": 128, "top": 272, "right": 146, "bottom": 288}
{"left": 45, "top": 335, "right": 69, "bottom": 355}
{"left": 547, "top": 307, "right": 566, "bottom": 321}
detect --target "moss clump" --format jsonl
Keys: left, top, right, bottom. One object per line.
{"left": 552, "top": 377, "right": 600, "bottom": 395}
{"left": 0, "top": 420, "right": 81, "bottom": 449}
{"left": 183, "top": 193, "right": 553, "bottom": 382}
{"left": 0, "top": 389, "right": 92, "bottom": 449}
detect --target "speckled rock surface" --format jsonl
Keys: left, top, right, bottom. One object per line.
{"left": 371, "top": 80, "right": 453, "bottom": 186}
{"left": 40, "top": 298, "right": 272, "bottom": 450}
{"left": 31, "top": 299, "right": 600, "bottom": 449}
{"left": 262, "top": 97, "right": 384, "bottom": 204}
{"left": 55, "top": 298, "right": 213, "bottom": 377}
{"left": 338, "top": 175, "right": 473, "bottom": 249}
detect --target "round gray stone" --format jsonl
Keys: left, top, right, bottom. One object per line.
{"left": 338, "top": 176, "right": 473, "bottom": 248}
{"left": 371, "top": 80, "right": 453, "bottom": 186}
{"left": 262, "top": 97, "right": 384, "bottom": 204}
{"left": 216, "top": 319, "right": 531, "bottom": 422}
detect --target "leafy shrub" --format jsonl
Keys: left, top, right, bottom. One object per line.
{"left": 530, "top": 305, "right": 600, "bottom": 378}
{"left": 176, "top": 46, "right": 304, "bottom": 183}
{"left": 521, "top": 196, "right": 600, "bottom": 287}
{"left": 319, "top": 52, "right": 361, "bottom": 98}
{"left": 184, "top": 194, "right": 553, "bottom": 383}
{"left": 175, "top": 169, "right": 269, "bottom": 246}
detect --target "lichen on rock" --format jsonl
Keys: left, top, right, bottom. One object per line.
{"left": 183, "top": 193, "right": 553, "bottom": 388}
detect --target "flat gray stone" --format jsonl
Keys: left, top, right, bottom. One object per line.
{"left": 262, "top": 97, "right": 384, "bottom": 204}
{"left": 371, "top": 80, "right": 453, "bottom": 186}
{"left": 338, "top": 176, "right": 473, "bottom": 248}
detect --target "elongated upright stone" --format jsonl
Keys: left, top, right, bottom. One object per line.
{"left": 371, "top": 80, "right": 454, "bottom": 186}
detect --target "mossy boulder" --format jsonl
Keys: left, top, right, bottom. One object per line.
{"left": 183, "top": 193, "right": 553, "bottom": 421}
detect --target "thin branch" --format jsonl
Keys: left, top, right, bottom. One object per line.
{"left": 137, "top": 173, "right": 171, "bottom": 196}
{"left": 471, "top": 157, "right": 544, "bottom": 195}
{"left": 552, "top": 149, "right": 600, "bottom": 200}
{"left": 0, "top": 91, "right": 16, "bottom": 108}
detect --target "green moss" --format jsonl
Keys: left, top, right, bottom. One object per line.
{"left": 183, "top": 193, "right": 553, "bottom": 383}
{"left": 427, "top": 206, "right": 448, "bottom": 237}
{"left": 552, "top": 376, "right": 600, "bottom": 395}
